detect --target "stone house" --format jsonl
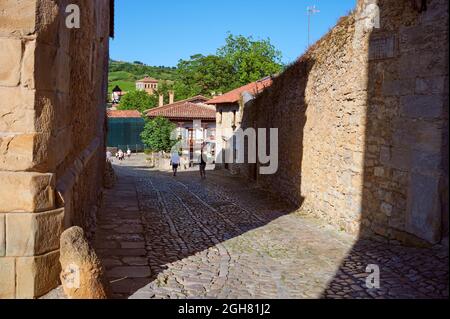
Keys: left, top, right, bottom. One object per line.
{"left": 146, "top": 96, "right": 216, "bottom": 162}
{"left": 206, "top": 77, "right": 273, "bottom": 172}
{"left": 136, "top": 76, "right": 159, "bottom": 95}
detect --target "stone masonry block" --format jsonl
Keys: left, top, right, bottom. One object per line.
{"left": 0, "top": 0, "right": 37, "bottom": 37}
{"left": 406, "top": 173, "right": 442, "bottom": 244}
{"left": 0, "top": 214, "right": 5, "bottom": 256}
{"left": 22, "top": 40, "right": 36, "bottom": 89}
{"left": 6, "top": 208, "right": 64, "bottom": 257}
{"left": 415, "top": 77, "right": 447, "bottom": 95}
{"left": 16, "top": 250, "right": 61, "bottom": 299}
{"left": 0, "top": 38, "right": 22, "bottom": 86}
{"left": 0, "top": 87, "right": 36, "bottom": 133}
{"left": 0, "top": 133, "right": 35, "bottom": 171}
{"left": 382, "top": 79, "right": 414, "bottom": 96}
{"left": 400, "top": 95, "right": 444, "bottom": 119}
{"left": 393, "top": 119, "right": 443, "bottom": 153}
{"left": 0, "top": 132, "right": 57, "bottom": 172}
{"left": 0, "top": 257, "right": 15, "bottom": 298}
{"left": 411, "top": 150, "right": 442, "bottom": 175}
{"left": 0, "top": 172, "right": 55, "bottom": 213}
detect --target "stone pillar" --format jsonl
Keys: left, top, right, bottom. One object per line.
{"left": 0, "top": 0, "right": 61, "bottom": 299}
{"left": 159, "top": 93, "right": 164, "bottom": 107}
{"left": 0, "top": 0, "right": 112, "bottom": 298}
{"left": 169, "top": 90, "right": 175, "bottom": 104}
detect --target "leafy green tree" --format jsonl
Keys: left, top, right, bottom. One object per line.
{"left": 140, "top": 117, "right": 177, "bottom": 152}
{"left": 217, "top": 34, "right": 283, "bottom": 85}
{"left": 118, "top": 90, "right": 157, "bottom": 113}
{"left": 176, "top": 54, "right": 237, "bottom": 98}
{"left": 109, "top": 34, "right": 283, "bottom": 102}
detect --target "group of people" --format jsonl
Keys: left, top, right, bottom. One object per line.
{"left": 107, "top": 149, "right": 132, "bottom": 162}
{"left": 170, "top": 143, "right": 208, "bottom": 179}
{"left": 117, "top": 149, "right": 132, "bottom": 160}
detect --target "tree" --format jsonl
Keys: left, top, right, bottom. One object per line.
{"left": 118, "top": 90, "right": 157, "bottom": 113}
{"left": 140, "top": 117, "right": 177, "bottom": 152}
{"left": 176, "top": 54, "right": 237, "bottom": 98}
{"left": 217, "top": 34, "right": 283, "bottom": 85}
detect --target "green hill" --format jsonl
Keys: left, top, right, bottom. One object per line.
{"left": 108, "top": 60, "right": 178, "bottom": 94}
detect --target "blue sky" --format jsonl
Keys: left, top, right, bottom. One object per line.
{"left": 110, "top": 0, "right": 356, "bottom": 67}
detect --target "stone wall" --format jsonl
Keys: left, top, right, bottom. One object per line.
{"left": 239, "top": 0, "right": 448, "bottom": 245}
{"left": 0, "top": 0, "right": 111, "bottom": 298}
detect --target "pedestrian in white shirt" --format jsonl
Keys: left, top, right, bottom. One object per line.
{"left": 170, "top": 152, "right": 181, "bottom": 176}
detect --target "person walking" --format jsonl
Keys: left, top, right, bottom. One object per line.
{"left": 127, "top": 148, "right": 132, "bottom": 159}
{"left": 200, "top": 143, "right": 207, "bottom": 179}
{"left": 118, "top": 149, "right": 124, "bottom": 161}
{"left": 170, "top": 151, "right": 181, "bottom": 177}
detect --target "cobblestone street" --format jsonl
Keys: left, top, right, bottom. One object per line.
{"left": 94, "top": 156, "right": 449, "bottom": 299}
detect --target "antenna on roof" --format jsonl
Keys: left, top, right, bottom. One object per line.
{"left": 307, "top": 5, "right": 320, "bottom": 47}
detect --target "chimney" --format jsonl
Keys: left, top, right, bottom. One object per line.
{"left": 159, "top": 94, "right": 164, "bottom": 107}
{"left": 169, "top": 90, "right": 175, "bottom": 104}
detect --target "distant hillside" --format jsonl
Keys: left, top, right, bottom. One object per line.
{"left": 108, "top": 59, "right": 178, "bottom": 94}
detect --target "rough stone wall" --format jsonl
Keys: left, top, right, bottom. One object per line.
{"left": 361, "top": 0, "right": 448, "bottom": 245}
{"left": 239, "top": 0, "right": 448, "bottom": 245}
{"left": 0, "top": 0, "right": 111, "bottom": 298}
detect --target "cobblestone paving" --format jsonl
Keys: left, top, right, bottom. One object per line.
{"left": 94, "top": 155, "right": 449, "bottom": 299}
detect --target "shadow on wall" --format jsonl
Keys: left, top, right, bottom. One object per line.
{"left": 235, "top": 55, "right": 317, "bottom": 210}
{"left": 322, "top": 0, "right": 449, "bottom": 299}
{"left": 358, "top": 0, "right": 449, "bottom": 246}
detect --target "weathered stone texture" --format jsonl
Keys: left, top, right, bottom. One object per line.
{"left": 0, "top": 258, "right": 15, "bottom": 299}
{"left": 239, "top": 0, "right": 448, "bottom": 245}
{"left": 0, "top": 87, "right": 35, "bottom": 134}
{"left": 16, "top": 251, "right": 61, "bottom": 299}
{"left": 0, "top": 172, "right": 55, "bottom": 213}
{"left": 0, "top": 0, "right": 111, "bottom": 298}
{"left": 0, "top": 38, "right": 22, "bottom": 86}
{"left": 0, "top": 0, "right": 37, "bottom": 37}
{"left": 60, "top": 227, "right": 110, "bottom": 299}
{"left": 6, "top": 209, "right": 64, "bottom": 257}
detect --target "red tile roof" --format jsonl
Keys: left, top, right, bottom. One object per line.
{"left": 107, "top": 110, "right": 142, "bottom": 118}
{"left": 167, "top": 95, "right": 210, "bottom": 106}
{"left": 136, "top": 76, "right": 159, "bottom": 83}
{"left": 206, "top": 77, "right": 273, "bottom": 105}
{"left": 146, "top": 102, "right": 216, "bottom": 121}
{"left": 143, "top": 95, "right": 209, "bottom": 113}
